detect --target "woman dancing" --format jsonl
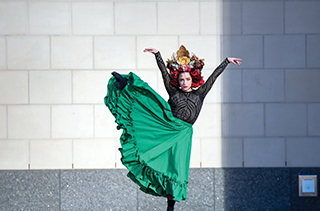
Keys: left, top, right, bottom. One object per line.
{"left": 104, "top": 45, "right": 241, "bottom": 211}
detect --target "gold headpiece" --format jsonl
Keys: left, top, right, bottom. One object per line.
{"left": 176, "top": 45, "right": 190, "bottom": 58}
{"left": 166, "top": 45, "right": 205, "bottom": 89}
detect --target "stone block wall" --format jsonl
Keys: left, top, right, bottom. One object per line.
{"left": 0, "top": 0, "right": 320, "bottom": 171}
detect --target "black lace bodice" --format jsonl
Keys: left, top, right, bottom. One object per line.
{"left": 155, "top": 52, "right": 230, "bottom": 124}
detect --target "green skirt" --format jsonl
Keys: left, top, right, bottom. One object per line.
{"left": 104, "top": 72, "right": 193, "bottom": 202}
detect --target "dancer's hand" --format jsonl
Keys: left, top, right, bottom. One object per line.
{"left": 227, "top": 57, "right": 242, "bottom": 65}
{"left": 144, "top": 48, "right": 159, "bottom": 54}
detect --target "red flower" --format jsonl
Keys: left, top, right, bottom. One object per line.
{"left": 167, "top": 55, "right": 206, "bottom": 89}
{"left": 190, "top": 70, "right": 198, "bottom": 76}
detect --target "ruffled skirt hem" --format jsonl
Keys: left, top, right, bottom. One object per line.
{"left": 104, "top": 72, "right": 193, "bottom": 202}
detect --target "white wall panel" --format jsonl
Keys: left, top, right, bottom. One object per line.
{"left": 285, "top": 2, "right": 320, "bottom": 34}
{"left": 286, "top": 69, "right": 320, "bottom": 102}
{"left": 7, "top": 36, "right": 50, "bottom": 69}
{"left": 0, "top": 36, "right": 6, "bottom": 69}
{"left": 222, "top": 104, "right": 264, "bottom": 137}
{"left": 220, "top": 69, "right": 242, "bottom": 103}
{"left": 0, "top": 2, "right": 27, "bottom": 35}
{"left": 0, "top": 140, "right": 29, "bottom": 170}
{"left": 193, "top": 104, "right": 221, "bottom": 138}
{"left": 30, "top": 71, "right": 72, "bottom": 104}
{"left": 243, "top": 69, "right": 285, "bottom": 102}
{"left": 0, "top": 71, "right": 28, "bottom": 104}
{"left": 73, "top": 71, "right": 109, "bottom": 104}
{"left": 73, "top": 139, "right": 115, "bottom": 169}
{"left": 190, "top": 138, "right": 201, "bottom": 168}
{"left": 200, "top": 2, "right": 241, "bottom": 35}
{"left": 222, "top": 35, "right": 263, "bottom": 69}
{"left": 266, "top": 104, "right": 307, "bottom": 136}
{"left": 30, "top": 139, "right": 72, "bottom": 169}
{"left": 72, "top": 2, "right": 113, "bottom": 35}
{"left": 115, "top": 140, "right": 125, "bottom": 169}
{"left": 94, "top": 36, "right": 135, "bottom": 69}
{"left": 264, "top": 35, "right": 305, "bottom": 68}
{"left": 158, "top": 2, "right": 199, "bottom": 35}
{"left": 202, "top": 138, "right": 242, "bottom": 168}
{"left": 51, "top": 36, "right": 93, "bottom": 69}
{"left": 307, "top": 35, "right": 320, "bottom": 68}
{"left": 115, "top": 2, "right": 156, "bottom": 35}
{"left": 244, "top": 138, "right": 285, "bottom": 167}
{"left": 0, "top": 106, "right": 6, "bottom": 139}
{"left": 8, "top": 105, "right": 51, "bottom": 139}
{"left": 29, "top": 2, "right": 70, "bottom": 35}
{"left": 52, "top": 105, "right": 94, "bottom": 138}
{"left": 94, "top": 105, "right": 122, "bottom": 139}
{"left": 242, "top": 2, "right": 283, "bottom": 34}
{"left": 287, "top": 138, "right": 320, "bottom": 167}
{"left": 308, "top": 104, "right": 320, "bottom": 136}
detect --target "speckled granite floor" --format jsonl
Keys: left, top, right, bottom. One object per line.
{"left": 0, "top": 168, "right": 319, "bottom": 211}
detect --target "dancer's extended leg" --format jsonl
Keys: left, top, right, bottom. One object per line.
{"left": 112, "top": 71, "right": 127, "bottom": 90}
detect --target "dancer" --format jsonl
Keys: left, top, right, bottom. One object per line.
{"left": 104, "top": 45, "right": 241, "bottom": 211}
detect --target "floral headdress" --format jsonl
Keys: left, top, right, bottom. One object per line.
{"left": 166, "top": 45, "right": 205, "bottom": 88}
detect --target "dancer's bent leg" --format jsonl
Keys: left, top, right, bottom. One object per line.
{"left": 112, "top": 71, "right": 127, "bottom": 90}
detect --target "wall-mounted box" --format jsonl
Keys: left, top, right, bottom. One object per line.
{"left": 299, "top": 175, "right": 318, "bottom": 197}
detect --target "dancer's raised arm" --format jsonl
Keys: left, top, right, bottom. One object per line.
{"left": 228, "top": 57, "right": 242, "bottom": 65}
{"left": 144, "top": 48, "right": 176, "bottom": 95}
{"left": 143, "top": 48, "right": 158, "bottom": 54}
{"left": 197, "top": 57, "right": 242, "bottom": 98}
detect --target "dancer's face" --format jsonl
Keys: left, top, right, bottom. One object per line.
{"left": 178, "top": 72, "right": 192, "bottom": 92}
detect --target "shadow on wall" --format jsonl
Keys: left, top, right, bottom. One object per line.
{"left": 220, "top": 1, "right": 320, "bottom": 210}
{"left": 220, "top": 2, "right": 243, "bottom": 210}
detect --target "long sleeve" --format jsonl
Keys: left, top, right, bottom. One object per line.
{"left": 154, "top": 52, "right": 177, "bottom": 96}
{"left": 197, "top": 58, "right": 230, "bottom": 98}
